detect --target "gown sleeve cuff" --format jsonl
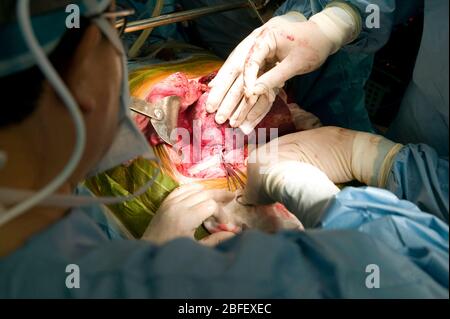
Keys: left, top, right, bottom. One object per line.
{"left": 325, "top": 1, "right": 363, "bottom": 43}
{"left": 378, "top": 144, "right": 404, "bottom": 188}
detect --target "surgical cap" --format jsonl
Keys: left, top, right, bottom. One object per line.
{"left": 0, "top": 0, "right": 112, "bottom": 78}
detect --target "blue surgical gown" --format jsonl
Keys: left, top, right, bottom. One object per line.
{"left": 387, "top": 0, "right": 449, "bottom": 157}
{"left": 0, "top": 143, "right": 448, "bottom": 298}
{"left": 274, "top": 0, "right": 422, "bottom": 132}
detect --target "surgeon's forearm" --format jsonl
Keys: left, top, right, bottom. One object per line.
{"left": 351, "top": 132, "right": 403, "bottom": 188}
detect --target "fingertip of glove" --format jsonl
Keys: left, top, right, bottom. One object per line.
{"left": 206, "top": 103, "right": 215, "bottom": 114}
{"left": 215, "top": 114, "right": 227, "bottom": 124}
{"left": 253, "top": 83, "right": 269, "bottom": 96}
{"left": 240, "top": 122, "right": 255, "bottom": 135}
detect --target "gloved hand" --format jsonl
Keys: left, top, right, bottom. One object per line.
{"left": 206, "top": 3, "right": 361, "bottom": 134}
{"left": 243, "top": 127, "right": 403, "bottom": 226}
{"left": 142, "top": 184, "right": 235, "bottom": 246}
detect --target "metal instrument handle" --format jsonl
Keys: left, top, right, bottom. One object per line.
{"left": 120, "top": 1, "right": 267, "bottom": 34}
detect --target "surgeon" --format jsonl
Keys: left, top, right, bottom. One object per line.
{"left": 206, "top": 0, "right": 449, "bottom": 218}
{"left": 206, "top": 0, "right": 447, "bottom": 154}
{"left": 181, "top": 0, "right": 378, "bottom": 132}
{"left": 0, "top": 0, "right": 448, "bottom": 298}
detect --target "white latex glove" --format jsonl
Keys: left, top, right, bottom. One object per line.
{"left": 203, "top": 191, "right": 304, "bottom": 234}
{"left": 243, "top": 127, "right": 403, "bottom": 226}
{"left": 142, "top": 184, "right": 236, "bottom": 245}
{"left": 206, "top": 4, "right": 361, "bottom": 134}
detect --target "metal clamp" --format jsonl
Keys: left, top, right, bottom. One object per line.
{"left": 130, "top": 96, "right": 181, "bottom": 145}
{"left": 119, "top": 0, "right": 268, "bottom": 34}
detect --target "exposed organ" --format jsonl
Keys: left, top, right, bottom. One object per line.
{"left": 136, "top": 72, "right": 297, "bottom": 179}
{"left": 134, "top": 72, "right": 322, "bottom": 234}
